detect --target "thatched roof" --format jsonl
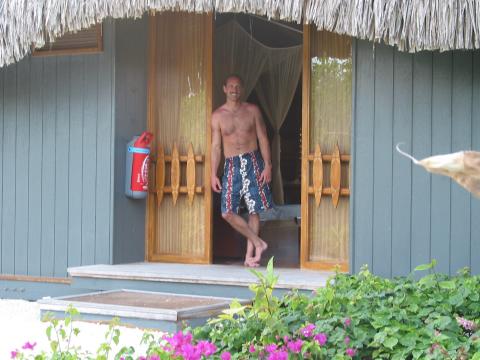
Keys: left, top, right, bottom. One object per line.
{"left": 1, "top": 0, "right": 479, "bottom": 67}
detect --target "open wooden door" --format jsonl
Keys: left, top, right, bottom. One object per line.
{"left": 146, "top": 12, "right": 213, "bottom": 264}
{"left": 300, "top": 26, "right": 352, "bottom": 271}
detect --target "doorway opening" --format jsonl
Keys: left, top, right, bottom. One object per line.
{"left": 212, "top": 14, "right": 303, "bottom": 268}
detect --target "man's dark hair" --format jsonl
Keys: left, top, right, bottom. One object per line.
{"left": 223, "top": 74, "right": 244, "bottom": 87}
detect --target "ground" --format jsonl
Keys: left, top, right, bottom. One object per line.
{"left": 0, "top": 299, "right": 159, "bottom": 358}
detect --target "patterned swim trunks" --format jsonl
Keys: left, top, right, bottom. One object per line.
{"left": 221, "top": 150, "right": 273, "bottom": 214}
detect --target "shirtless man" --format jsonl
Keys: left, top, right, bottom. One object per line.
{"left": 211, "top": 75, "right": 273, "bottom": 267}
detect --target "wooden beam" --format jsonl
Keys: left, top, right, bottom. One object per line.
{"left": 300, "top": 24, "right": 311, "bottom": 269}
{"left": 146, "top": 13, "right": 158, "bottom": 261}
{"left": 204, "top": 13, "right": 214, "bottom": 263}
{"left": 0, "top": 274, "right": 71, "bottom": 284}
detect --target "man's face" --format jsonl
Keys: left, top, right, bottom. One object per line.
{"left": 223, "top": 77, "right": 243, "bottom": 102}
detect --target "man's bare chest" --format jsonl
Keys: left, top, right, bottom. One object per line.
{"left": 220, "top": 114, "right": 255, "bottom": 137}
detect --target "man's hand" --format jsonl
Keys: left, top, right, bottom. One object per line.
{"left": 259, "top": 165, "right": 272, "bottom": 185}
{"left": 211, "top": 175, "right": 222, "bottom": 193}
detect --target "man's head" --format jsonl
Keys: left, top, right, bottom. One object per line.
{"left": 223, "top": 74, "right": 244, "bottom": 102}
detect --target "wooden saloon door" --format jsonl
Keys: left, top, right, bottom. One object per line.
{"left": 301, "top": 26, "right": 352, "bottom": 271}
{"left": 146, "top": 12, "right": 213, "bottom": 263}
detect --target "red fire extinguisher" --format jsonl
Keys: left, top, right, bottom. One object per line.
{"left": 126, "top": 131, "right": 153, "bottom": 199}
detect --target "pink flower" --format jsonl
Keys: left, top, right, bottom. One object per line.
{"left": 138, "top": 357, "right": 147, "bottom": 360}
{"left": 10, "top": 350, "right": 18, "bottom": 359}
{"left": 456, "top": 316, "right": 478, "bottom": 331}
{"left": 265, "top": 343, "right": 278, "bottom": 353}
{"left": 197, "top": 340, "right": 217, "bottom": 356}
{"left": 287, "top": 339, "right": 303, "bottom": 354}
{"left": 283, "top": 335, "right": 290, "bottom": 343}
{"left": 22, "top": 342, "right": 37, "bottom": 351}
{"left": 344, "top": 336, "right": 350, "bottom": 345}
{"left": 180, "top": 343, "right": 201, "bottom": 360}
{"left": 220, "top": 351, "right": 231, "bottom": 360}
{"left": 249, "top": 344, "right": 256, "bottom": 353}
{"left": 346, "top": 348, "right": 357, "bottom": 357}
{"left": 300, "top": 324, "right": 316, "bottom": 337}
{"left": 344, "top": 318, "right": 352, "bottom": 327}
{"left": 267, "top": 350, "right": 288, "bottom": 360}
{"left": 314, "top": 332, "right": 328, "bottom": 346}
{"left": 147, "top": 356, "right": 160, "bottom": 360}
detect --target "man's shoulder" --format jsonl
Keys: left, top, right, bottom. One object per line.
{"left": 212, "top": 106, "right": 227, "bottom": 120}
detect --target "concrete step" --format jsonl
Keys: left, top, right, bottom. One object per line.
{"left": 68, "top": 262, "right": 331, "bottom": 299}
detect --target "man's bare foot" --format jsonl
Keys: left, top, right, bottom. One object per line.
{"left": 244, "top": 257, "right": 259, "bottom": 268}
{"left": 252, "top": 239, "right": 268, "bottom": 264}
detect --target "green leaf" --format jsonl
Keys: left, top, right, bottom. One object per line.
{"left": 50, "top": 341, "right": 58, "bottom": 353}
{"left": 439, "top": 280, "right": 456, "bottom": 290}
{"left": 399, "top": 334, "right": 416, "bottom": 347}
{"left": 414, "top": 259, "right": 437, "bottom": 272}
{"left": 384, "top": 337, "right": 398, "bottom": 349}
{"left": 414, "top": 263, "right": 433, "bottom": 271}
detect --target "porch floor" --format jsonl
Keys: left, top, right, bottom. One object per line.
{"left": 68, "top": 262, "right": 332, "bottom": 291}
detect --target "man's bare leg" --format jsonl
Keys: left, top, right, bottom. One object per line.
{"left": 244, "top": 214, "right": 260, "bottom": 267}
{"left": 222, "top": 213, "right": 267, "bottom": 264}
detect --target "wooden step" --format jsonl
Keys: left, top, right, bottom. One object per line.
{"left": 38, "top": 289, "right": 250, "bottom": 331}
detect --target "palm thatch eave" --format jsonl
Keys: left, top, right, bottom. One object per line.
{"left": 1, "top": 0, "right": 480, "bottom": 68}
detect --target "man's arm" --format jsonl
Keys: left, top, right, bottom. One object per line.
{"left": 253, "top": 105, "right": 272, "bottom": 184}
{"left": 211, "top": 112, "right": 223, "bottom": 193}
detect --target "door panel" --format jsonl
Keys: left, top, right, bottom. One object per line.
{"left": 301, "top": 26, "right": 352, "bottom": 271}
{"left": 146, "top": 12, "right": 213, "bottom": 263}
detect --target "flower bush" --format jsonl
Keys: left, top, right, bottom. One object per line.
{"left": 11, "top": 259, "right": 480, "bottom": 359}
{"left": 193, "top": 259, "right": 480, "bottom": 359}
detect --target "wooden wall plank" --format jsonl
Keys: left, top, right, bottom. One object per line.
{"left": 450, "top": 52, "right": 472, "bottom": 274}
{"left": 28, "top": 58, "right": 44, "bottom": 276}
{"left": 113, "top": 17, "right": 148, "bottom": 264}
{"left": 81, "top": 55, "right": 99, "bottom": 266}
{"left": 410, "top": 52, "right": 433, "bottom": 271}
{"left": 54, "top": 57, "right": 70, "bottom": 277}
{"left": 472, "top": 51, "right": 480, "bottom": 275}
{"left": 430, "top": 52, "right": 452, "bottom": 274}
{"left": 14, "top": 59, "right": 30, "bottom": 275}
{"left": 41, "top": 57, "right": 57, "bottom": 277}
{"left": 67, "top": 56, "right": 84, "bottom": 269}
{"left": 0, "top": 66, "right": 4, "bottom": 272}
{"left": 2, "top": 64, "right": 17, "bottom": 274}
{"left": 372, "top": 44, "right": 394, "bottom": 277}
{"left": 391, "top": 50, "right": 413, "bottom": 276}
{"left": 95, "top": 21, "right": 114, "bottom": 264}
{"left": 352, "top": 40, "right": 375, "bottom": 272}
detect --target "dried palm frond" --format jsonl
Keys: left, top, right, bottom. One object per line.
{"left": 397, "top": 143, "right": 480, "bottom": 198}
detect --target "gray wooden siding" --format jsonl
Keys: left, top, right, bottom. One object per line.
{"left": 0, "top": 21, "right": 115, "bottom": 277}
{"left": 112, "top": 17, "right": 148, "bottom": 264}
{"left": 352, "top": 41, "right": 480, "bottom": 277}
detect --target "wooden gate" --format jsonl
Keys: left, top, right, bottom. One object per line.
{"left": 301, "top": 26, "right": 352, "bottom": 271}
{"left": 146, "top": 12, "right": 213, "bottom": 263}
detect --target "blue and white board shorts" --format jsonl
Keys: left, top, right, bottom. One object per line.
{"left": 221, "top": 150, "right": 273, "bottom": 214}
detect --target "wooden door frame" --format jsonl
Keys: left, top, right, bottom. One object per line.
{"left": 145, "top": 13, "right": 214, "bottom": 264}
{"left": 300, "top": 25, "right": 349, "bottom": 272}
